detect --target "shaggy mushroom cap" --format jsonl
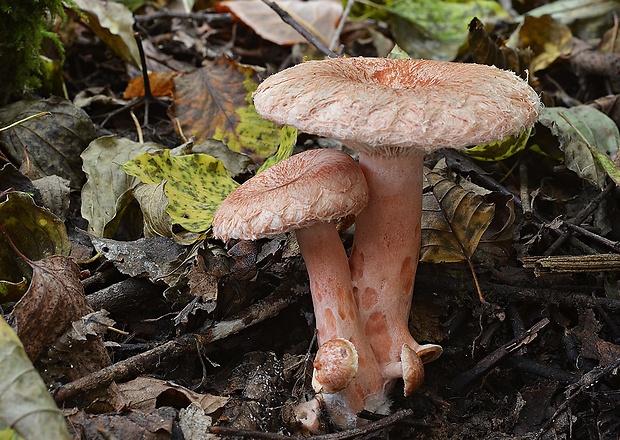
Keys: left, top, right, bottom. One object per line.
{"left": 212, "top": 148, "right": 369, "bottom": 241}
{"left": 252, "top": 57, "right": 542, "bottom": 155}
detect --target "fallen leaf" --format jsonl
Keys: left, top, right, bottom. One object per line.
{"left": 81, "top": 135, "right": 160, "bottom": 237}
{"left": 0, "top": 316, "right": 71, "bottom": 439}
{"left": 0, "top": 192, "right": 70, "bottom": 302}
{"left": 122, "top": 149, "right": 239, "bottom": 233}
{"left": 170, "top": 57, "right": 298, "bottom": 165}
{"left": 506, "top": 15, "right": 573, "bottom": 73}
{"left": 0, "top": 97, "right": 96, "bottom": 188}
{"left": 123, "top": 72, "right": 179, "bottom": 99}
{"left": 468, "top": 17, "right": 532, "bottom": 78}
{"left": 110, "top": 377, "right": 229, "bottom": 413}
{"left": 535, "top": 106, "right": 620, "bottom": 188}
{"left": 464, "top": 128, "right": 533, "bottom": 162}
{"left": 221, "top": 0, "right": 342, "bottom": 46}
{"left": 90, "top": 235, "right": 190, "bottom": 286}
{"left": 72, "top": 0, "right": 141, "bottom": 66}
{"left": 9, "top": 256, "right": 93, "bottom": 362}
{"left": 42, "top": 311, "right": 114, "bottom": 382}
{"left": 32, "top": 175, "right": 71, "bottom": 220}
{"left": 380, "top": 0, "right": 509, "bottom": 61}
{"left": 66, "top": 407, "right": 176, "bottom": 439}
{"left": 420, "top": 167, "right": 495, "bottom": 263}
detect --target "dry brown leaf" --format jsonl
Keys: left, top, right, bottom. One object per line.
{"left": 420, "top": 168, "right": 495, "bottom": 264}
{"left": 220, "top": 0, "right": 342, "bottom": 45}
{"left": 9, "top": 256, "right": 93, "bottom": 361}
{"left": 468, "top": 17, "right": 532, "bottom": 79}
{"left": 42, "top": 311, "right": 113, "bottom": 382}
{"left": 109, "top": 377, "right": 230, "bottom": 413}
{"left": 169, "top": 57, "right": 288, "bottom": 164}
{"left": 123, "top": 72, "right": 179, "bottom": 99}
{"left": 66, "top": 407, "right": 176, "bottom": 439}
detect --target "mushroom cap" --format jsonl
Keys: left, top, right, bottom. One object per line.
{"left": 253, "top": 57, "right": 542, "bottom": 156}
{"left": 212, "top": 148, "right": 368, "bottom": 242}
{"left": 312, "top": 338, "right": 359, "bottom": 394}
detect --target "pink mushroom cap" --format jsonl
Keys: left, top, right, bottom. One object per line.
{"left": 252, "top": 57, "right": 542, "bottom": 156}
{"left": 212, "top": 148, "right": 369, "bottom": 241}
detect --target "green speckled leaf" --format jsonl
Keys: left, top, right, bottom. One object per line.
{"left": 122, "top": 150, "right": 239, "bottom": 232}
{"left": 464, "top": 128, "right": 532, "bottom": 161}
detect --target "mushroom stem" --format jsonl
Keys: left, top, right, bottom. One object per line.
{"left": 295, "top": 223, "right": 387, "bottom": 426}
{"left": 349, "top": 152, "right": 441, "bottom": 394}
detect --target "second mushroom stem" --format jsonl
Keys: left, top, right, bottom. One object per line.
{"left": 295, "top": 223, "right": 387, "bottom": 424}
{"left": 349, "top": 152, "right": 442, "bottom": 394}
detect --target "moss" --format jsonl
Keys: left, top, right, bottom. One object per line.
{"left": 0, "top": 1, "right": 71, "bottom": 104}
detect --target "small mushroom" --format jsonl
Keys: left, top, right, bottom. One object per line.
{"left": 253, "top": 57, "right": 541, "bottom": 395}
{"left": 212, "top": 148, "right": 387, "bottom": 429}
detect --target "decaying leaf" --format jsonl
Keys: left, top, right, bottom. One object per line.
{"left": 109, "top": 376, "right": 229, "bottom": 413}
{"left": 42, "top": 310, "right": 113, "bottom": 382}
{"left": 66, "top": 407, "right": 176, "bottom": 439}
{"left": 468, "top": 17, "right": 532, "bottom": 78}
{"left": 379, "top": 0, "right": 509, "bottom": 61}
{"left": 31, "top": 175, "right": 71, "bottom": 220}
{"left": 0, "top": 97, "right": 96, "bottom": 188}
{"left": 535, "top": 106, "right": 620, "bottom": 188}
{"left": 122, "top": 149, "right": 239, "bottom": 233}
{"left": 0, "top": 192, "right": 70, "bottom": 302}
{"left": 123, "top": 71, "right": 179, "bottom": 99}
{"left": 72, "top": 0, "right": 141, "bottom": 66}
{"left": 220, "top": 0, "right": 342, "bottom": 46}
{"left": 9, "top": 256, "right": 93, "bottom": 362}
{"left": 170, "top": 57, "right": 298, "bottom": 165}
{"left": 506, "top": 14, "right": 573, "bottom": 73}
{"left": 81, "top": 135, "right": 160, "bottom": 237}
{"left": 90, "top": 235, "right": 190, "bottom": 286}
{"left": 420, "top": 167, "right": 495, "bottom": 264}
{"left": 0, "top": 316, "right": 71, "bottom": 440}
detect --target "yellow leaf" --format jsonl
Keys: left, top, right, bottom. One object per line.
{"left": 122, "top": 150, "right": 239, "bottom": 233}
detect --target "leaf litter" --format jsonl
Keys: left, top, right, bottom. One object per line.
{"left": 2, "top": 1, "right": 620, "bottom": 439}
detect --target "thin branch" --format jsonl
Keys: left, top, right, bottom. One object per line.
{"left": 209, "top": 409, "right": 415, "bottom": 439}
{"left": 54, "top": 283, "right": 304, "bottom": 403}
{"left": 259, "top": 0, "right": 340, "bottom": 58}
{"left": 134, "top": 9, "right": 232, "bottom": 24}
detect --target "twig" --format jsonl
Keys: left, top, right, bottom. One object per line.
{"left": 443, "top": 150, "right": 619, "bottom": 254}
{"left": 535, "top": 356, "right": 620, "bottom": 440}
{"left": 329, "top": 0, "right": 355, "bottom": 52}
{"left": 544, "top": 180, "right": 615, "bottom": 256}
{"left": 54, "top": 284, "right": 304, "bottom": 403}
{"left": 259, "top": 0, "right": 339, "bottom": 58}
{"left": 134, "top": 9, "right": 232, "bottom": 24}
{"left": 209, "top": 408, "right": 415, "bottom": 439}
{"left": 447, "top": 318, "right": 550, "bottom": 395}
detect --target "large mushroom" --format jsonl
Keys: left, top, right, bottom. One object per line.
{"left": 252, "top": 57, "right": 542, "bottom": 395}
{"left": 212, "top": 148, "right": 392, "bottom": 429}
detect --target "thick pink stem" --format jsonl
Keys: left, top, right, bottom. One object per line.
{"left": 295, "top": 223, "right": 388, "bottom": 427}
{"left": 349, "top": 152, "right": 438, "bottom": 384}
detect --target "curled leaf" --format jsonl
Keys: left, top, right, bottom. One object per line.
{"left": 421, "top": 167, "right": 495, "bottom": 263}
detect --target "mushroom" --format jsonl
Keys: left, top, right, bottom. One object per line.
{"left": 212, "top": 148, "right": 389, "bottom": 429}
{"left": 252, "top": 57, "right": 542, "bottom": 395}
